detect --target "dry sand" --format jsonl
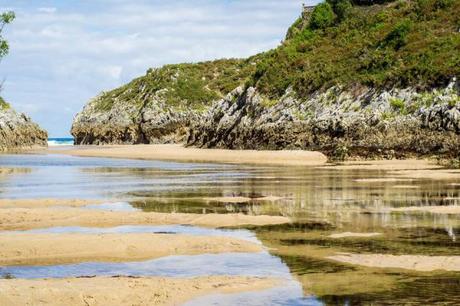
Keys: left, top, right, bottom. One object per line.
{"left": 0, "top": 207, "right": 291, "bottom": 230}
{"left": 46, "top": 144, "right": 328, "bottom": 166}
{"left": 0, "top": 198, "right": 105, "bottom": 209}
{"left": 0, "top": 233, "right": 262, "bottom": 266}
{"left": 391, "top": 205, "right": 460, "bottom": 214}
{"left": 0, "top": 276, "right": 280, "bottom": 306}
{"left": 328, "top": 253, "right": 460, "bottom": 272}
{"left": 328, "top": 232, "right": 382, "bottom": 239}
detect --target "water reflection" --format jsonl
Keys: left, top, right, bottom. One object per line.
{"left": 1, "top": 153, "right": 460, "bottom": 304}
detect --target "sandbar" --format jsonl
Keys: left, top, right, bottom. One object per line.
{"left": 46, "top": 144, "right": 328, "bottom": 166}
{"left": 0, "top": 207, "right": 291, "bottom": 230}
{"left": 0, "top": 276, "right": 280, "bottom": 306}
{"left": 0, "top": 233, "right": 262, "bottom": 266}
{"left": 328, "top": 253, "right": 460, "bottom": 272}
{"left": 0, "top": 198, "right": 105, "bottom": 209}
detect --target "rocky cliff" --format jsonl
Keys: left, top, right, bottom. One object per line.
{"left": 71, "top": 0, "right": 460, "bottom": 159}
{"left": 0, "top": 100, "right": 47, "bottom": 151}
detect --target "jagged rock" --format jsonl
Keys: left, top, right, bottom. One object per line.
{"left": 0, "top": 108, "right": 47, "bottom": 151}
{"left": 71, "top": 80, "right": 460, "bottom": 159}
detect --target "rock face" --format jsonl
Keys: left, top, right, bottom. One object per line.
{"left": 71, "top": 93, "right": 199, "bottom": 145}
{"left": 0, "top": 107, "right": 48, "bottom": 151}
{"left": 187, "top": 81, "right": 460, "bottom": 159}
{"left": 72, "top": 79, "right": 460, "bottom": 159}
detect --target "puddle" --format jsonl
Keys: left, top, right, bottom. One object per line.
{"left": 83, "top": 201, "right": 140, "bottom": 212}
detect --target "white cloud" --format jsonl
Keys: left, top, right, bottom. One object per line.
{"left": 0, "top": 0, "right": 319, "bottom": 136}
{"left": 37, "top": 7, "right": 57, "bottom": 14}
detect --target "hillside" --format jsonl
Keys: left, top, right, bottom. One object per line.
{"left": 72, "top": 0, "right": 460, "bottom": 159}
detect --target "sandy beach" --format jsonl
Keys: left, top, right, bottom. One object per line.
{"left": 0, "top": 198, "right": 105, "bottom": 208}
{"left": 328, "top": 253, "right": 460, "bottom": 272}
{"left": 46, "top": 144, "right": 328, "bottom": 166}
{"left": 0, "top": 233, "right": 262, "bottom": 266}
{"left": 0, "top": 207, "right": 291, "bottom": 230}
{"left": 0, "top": 276, "right": 280, "bottom": 306}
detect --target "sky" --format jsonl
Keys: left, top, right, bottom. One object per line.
{"left": 0, "top": 0, "right": 318, "bottom": 137}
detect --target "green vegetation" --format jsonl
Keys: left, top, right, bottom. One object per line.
{"left": 94, "top": 58, "right": 259, "bottom": 111}
{"left": 0, "top": 96, "right": 10, "bottom": 110}
{"left": 0, "top": 11, "right": 15, "bottom": 110}
{"left": 0, "top": 11, "right": 15, "bottom": 59}
{"left": 310, "top": 3, "right": 336, "bottom": 29}
{"left": 97, "top": 1, "right": 459, "bottom": 111}
{"left": 251, "top": 0, "right": 460, "bottom": 100}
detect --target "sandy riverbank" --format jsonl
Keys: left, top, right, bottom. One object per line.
{"left": 0, "top": 276, "right": 280, "bottom": 306}
{"left": 0, "top": 233, "right": 262, "bottom": 266}
{"left": 328, "top": 253, "right": 460, "bottom": 272}
{"left": 0, "top": 198, "right": 105, "bottom": 208}
{"left": 45, "top": 144, "right": 328, "bottom": 166}
{"left": 0, "top": 207, "right": 290, "bottom": 230}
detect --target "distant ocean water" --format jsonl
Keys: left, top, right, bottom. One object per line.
{"left": 47, "top": 138, "right": 74, "bottom": 146}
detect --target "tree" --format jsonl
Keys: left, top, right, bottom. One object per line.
{"left": 0, "top": 11, "right": 15, "bottom": 60}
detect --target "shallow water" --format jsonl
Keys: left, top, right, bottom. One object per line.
{"left": 1, "top": 153, "right": 460, "bottom": 305}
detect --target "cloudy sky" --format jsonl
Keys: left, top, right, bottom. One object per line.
{"left": 0, "top": 0, "right": 317, "bottom": 137}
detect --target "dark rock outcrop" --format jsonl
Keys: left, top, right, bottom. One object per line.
{"left": 187, "top": 81, "right": 460, "bottom": 159}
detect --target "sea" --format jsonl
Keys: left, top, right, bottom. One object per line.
{"left": 47, "top": 137, "right": 74, "bottom": 146}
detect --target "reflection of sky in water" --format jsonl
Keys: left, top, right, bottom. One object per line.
{"left": 8, "top": 225, "right": 261, "bottom": 244}
{"left": 0, "top": 252, "right": 319, "bottom": 305}
{"left": 0, "top": 154, "right": 244, "bottom": 199}
{"left": 1, "top": 252, "right": 288, "bottom": 279}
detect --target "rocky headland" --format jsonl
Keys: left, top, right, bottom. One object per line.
{"left": 71, "top": 1, "right": 460, "bottom": 160}
{"left": 0, "top": 98, "right": 47, "bottom": 151}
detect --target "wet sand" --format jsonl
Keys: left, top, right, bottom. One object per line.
{"left": 0, "top": 233, "right": 262, "bottom": 266}
{"left": 0, "top": 198, "right": 105, "bottom": 208}
{"left": 328, "top": 253, "right": 460, "bottom": 272}
{"left": 46, "top": 144, "right": 328, "bottom": 166}
{"left": 0, "top": 276, "right": 280, "bottom": 306}
{"left": 0, "top": 207, "right": 291, "bottom": 230}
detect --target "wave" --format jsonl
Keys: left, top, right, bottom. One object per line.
{"left": 47, "top": 138, "right": 74, "bottom": 146}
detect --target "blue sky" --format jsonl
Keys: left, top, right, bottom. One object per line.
{"left": 0, "top": 0, "right": 318, "bottom": 137}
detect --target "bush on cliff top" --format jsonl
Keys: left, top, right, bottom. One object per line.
{"left": 0, "top": 97, "right": 10, "bottom": 110}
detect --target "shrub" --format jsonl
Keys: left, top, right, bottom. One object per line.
{"left": 310, "top": 3, "right": 336, "bottom": 30}
{"left": 327, "top": 0, "right": 353, "bottom": 21}
{"left": 390, "top": 97, "right": 405, "bottom": 112}
{"left": 382, "top": 19, "right": 411, "bottom": 49}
